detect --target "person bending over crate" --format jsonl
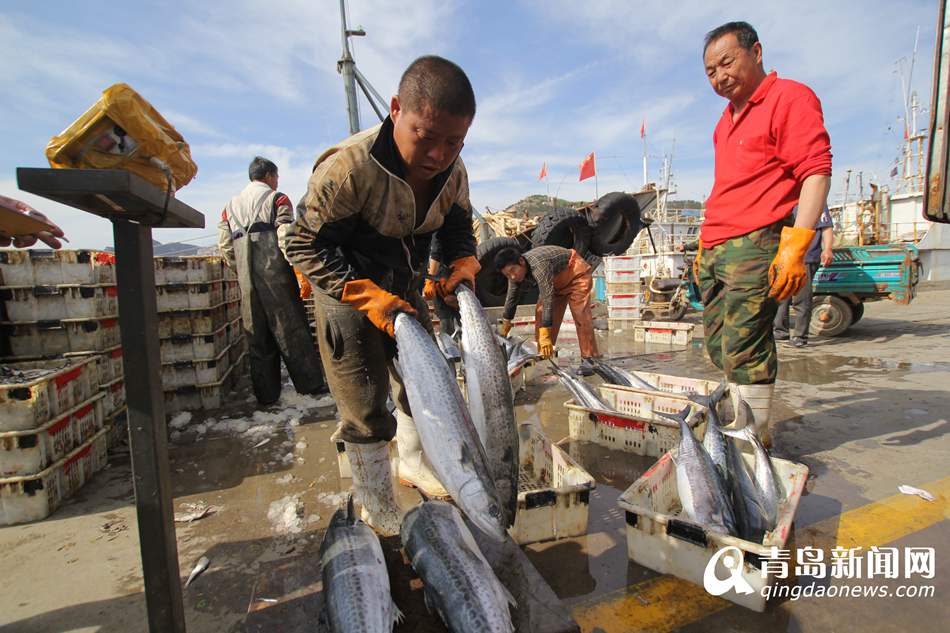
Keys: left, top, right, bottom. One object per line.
{"left": 495, "top": 244, "right": 600, "bottom": 376}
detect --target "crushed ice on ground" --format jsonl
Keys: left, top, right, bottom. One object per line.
{"left": 266, "top": 495, "right": 304, "bottom": 534}
{"left": 276, "top": 474, "right": 295, "bottom": 485}
{"left": 316, "top": 491, "right": 349, "bottom": 507}
{"left": 169, "top": 412, "right": 192, "bottom": 430}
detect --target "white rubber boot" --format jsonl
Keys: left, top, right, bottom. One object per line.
{"left": 730, "top": 382, "right": 775, "bottom": 448}
{"left": 344, "top": 440, "right": 403, "bottom": 536}
{"left": 395, "top": 411, "right": 449, "bottom": 498}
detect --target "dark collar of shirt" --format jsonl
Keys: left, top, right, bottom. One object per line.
{"left": 369, "top": 116, "right": 454, "bottom": 197}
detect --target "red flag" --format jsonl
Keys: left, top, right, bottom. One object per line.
{"left": 538, "top": 162, "right": 548, "bottom": 181}
{"left": 640, "top": 119, "right": 646, "bottom": 139}
{"left": 579, "top": 152, "right": 596, "bottom": 181}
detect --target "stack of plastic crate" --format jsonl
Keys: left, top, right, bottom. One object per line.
{"left": 156, "top": 256, "right": 247, "bottom": 414}
{"left": 0, "top": 354, "right": 111, "bottom": 525}
{"left": 603, "top": 256, "right": 644, "bottom": 325}
{"left": 0, "top": 249, "right": 127, "bottom": 446}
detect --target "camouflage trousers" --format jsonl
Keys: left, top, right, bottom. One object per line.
{"left": 699, "top": 222, "right": 782, "bottom": 385}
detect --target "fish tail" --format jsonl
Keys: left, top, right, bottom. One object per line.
{"left": 345, "top": 492, "right": 355, "bottom": 525}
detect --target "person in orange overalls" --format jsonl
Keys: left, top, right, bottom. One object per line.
{"left": 495, "top": 245, "right": 600, "bottom": 375}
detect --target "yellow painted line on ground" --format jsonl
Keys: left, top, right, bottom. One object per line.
{"left": 571, "top": 476, "right": 950, "bottom": 633}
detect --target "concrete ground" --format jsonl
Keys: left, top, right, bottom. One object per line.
{"left": 1, "top": 286, "right": 948, "bottom": 632}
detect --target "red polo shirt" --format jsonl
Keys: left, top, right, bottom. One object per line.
{"left": 702, "top": 72, "right": 832, "bottom": 247}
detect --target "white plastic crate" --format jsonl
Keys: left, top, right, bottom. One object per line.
{"left": 222, "top": 262, "right": 238, "bottom": 281}
{"left": 101, "top": 377, "right": 126, "bottom": 417}
{"left": 163, "top": 364, "right": 236, "bottom": 414}
{"left": 225, "top": 280, "right": 240, "bottom": 302}
{"left": 0, "top": 393, "right": 104, "bottom": 477}
{"left": 226, "top": 318, "right": 243, "bottom": 345}
{"left": 156, "top": 282, "right": 225, "bottom": 313}
{"left": 618, "top": 449, "right": 809, "bottom": 612}
{"left": 225, "top": 300, "right": 242, "bottom": 322}
{"left": 160, "top": 346, "right": 231, "bottom": 389}
{"left": 606, "top": 293, "right": 643, "bottom": 308}
{"left": 566, "top": 386, "right": 706, "bottom": 456}
{"left": 157, "top": 302, "right": 229, "bottom": 338}
{"left": 607, "top": 305, "right": 642, "bottom": 320}
{"left": 0, "top": 425, "right": 110, "bottom": 526}
{"left": 159, "top": 325, "right": 229, "bottom": 362}
{"left": 154, "top": 256, "right": 224, "bottom": 285}
{"left": 604, "top": 269, "right": 641, "bottom": 284}
{"left": 64, "top": 346, "right": 123, "bottom": 385}
{"left": 604, "top": 256, "right": 640, "bottom": 272}
{"left": 605, "top": 373, "right": 726, "bottom": 399}
{"left": 606, "top": 281, "right": 641, "bottom": 294}
{"left": 0, "top": 356, "right": 100, "bottom": 432}
{"left": 511, "top": 424, "right": 595, "bottom": 544}
{"left": 633, "top": 321, "right": 695, "bottom": 346}
{"left": 0, "top": 284, "right": 118, "bottom": 322}
{"left": 0, "top": 250, "right": 115, "bottom": 287}
{"left": 2, "top": 317, "right": 121, "bottom": 357}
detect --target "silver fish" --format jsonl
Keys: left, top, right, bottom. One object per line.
{"left": 401, "top": 500, "right": 516, "bottom": 633}
{"left": 437, "top": 331, "right": 461, "bottom": 363}
{"left": 551, "top": 363, "right": 614, "bottom": 411}
{"left": 456, "top": 285, "right": 519, "bottom": 528}
{"left": 602, "top": 362, "right": 659, "bottom": 391}
{"left": 688, "top": 380, "right": 729, "bottom": 482}
{"left": 723, "top": 434, "right": 769, "bottom": 542}
{"left": 722, "top": 407, "right": 782, "bottom": 530}
{"left": 393, "top": 313, "right": 507, "bottom": 541}
{"left": 659, "top": 406, "right": 737, "bottom": 536}
{"left": 320, "top": 495, "right": 402, "bottom": 632}
{"left": 588, "top": 359, "right": 627, "bottom": 386}
{"left": 184, "top": 555, "right": 209, "bottom": 589}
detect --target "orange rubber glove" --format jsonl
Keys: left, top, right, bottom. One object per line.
{"left": 768, "top": 226, "right": 816, "bottom": 301}
{"left": 423, "top": 278, "right": 439, "bottom": 301}
{"left": 692, "top": 241, "right": 702, "bottom": 283}
{"left": 438, "top": 256, "right": 481, "bottom": 297}
{"left": 341, "top": 279, "right": 416, "bottom": 337}
{"left": 498, "top": 319, "right": 513, "bottom": 337}
{"left": 295, "top": 268, "right": 312, "bottom": 300}
{"left": 537, "top": 327, "right": 555, "bottom": 359}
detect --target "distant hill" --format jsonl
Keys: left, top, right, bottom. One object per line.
{"left": 668, "top": 199, "right": 704, "bottom": 210}
{"left": 493, "top": 195, "right": 585, "bottom": 219}
{"left": 105, "top": 240, "right": 201, "bottom": 256}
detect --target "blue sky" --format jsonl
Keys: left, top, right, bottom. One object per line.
{"left": 0, "top": 0, "right": 939, "bottom": 250}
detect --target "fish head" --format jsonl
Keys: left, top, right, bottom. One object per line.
{"left": 458, "top": 479, "right": 507, "bottom": 541}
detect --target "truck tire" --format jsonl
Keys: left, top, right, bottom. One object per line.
{"left": 531, "top": 208, "right": 591, "bottom": 256}
{"left": 589, "top": 193, "right": 644, "bottom": 256}
{"left": 850, "top": 301, "right": 865, "bottom": 324}
{"left": 809, "top": 295, "right": 853, "bottom": 337}
{"left": 474, "top": 237, "right": 538, "bottom": 308}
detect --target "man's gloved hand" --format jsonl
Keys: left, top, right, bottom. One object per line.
{"left": 692, "top": 241, "right": 702, "bottom": 283}
{"left": 498, "top": 319, "right": 513, "bottom": 337}
{"left": 341, "top": 279, "right": 416, "bottom": 337}
{"left": 438, "top": 256, "right": 481, "bottom": 297}
{"left": 537, "top": 327, "right": 555, "bottom": 359}
{"left": 768, "top": 226, "right": 816, "bottom": 301}
{"left": 422, "top": 278, "right": 439, "bottom": 301}
{"left": 295, "top": 268, "right": 312, "bottom": 301}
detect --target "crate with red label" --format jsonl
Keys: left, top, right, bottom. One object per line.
{"left": 0, "top": 356, "right": 100, "bottom": 432}
{"left": 0, "top": 250, "right": 115, "bottom": 287}
{"left": 0, "top": 425, "right": 110, "bottom": 525}
{"left": 0, "top": 284, "right": 118, "bottom": 322}
{"left": 632, "top": 320, "right": 695, "bottom": 346}
{"left": 565, "top": 384, "right": 707, "bottom": 457}
{"left": 0, "top": 393, "right": 104, "bottom": 476}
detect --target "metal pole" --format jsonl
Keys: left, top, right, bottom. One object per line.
{"left": 113, "top": 219, "right": 186, "bottom": 633}
{"left": 338, "top": 0, "right": 361, "bottom": 134}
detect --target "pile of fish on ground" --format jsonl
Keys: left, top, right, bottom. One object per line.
{"left": 660, "top": 384, "right": 784, "bottom": 543}
{"left": 321, "top": 284, "right": 519, "bottom": 632}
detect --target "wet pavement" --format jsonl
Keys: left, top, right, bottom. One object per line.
{"left": 1, "top": 286, "right": 948, "bottom": 632}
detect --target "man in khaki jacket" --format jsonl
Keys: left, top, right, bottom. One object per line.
{"left": 285, "top": 56, "right": 480, "bottom": 535}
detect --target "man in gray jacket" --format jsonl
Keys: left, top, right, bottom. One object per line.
{"left": 218, "top": 156, "right": 326, "bottom": 405}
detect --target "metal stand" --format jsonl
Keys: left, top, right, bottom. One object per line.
{"left": 17, "top": 168, "right": 204, "bottom": 633}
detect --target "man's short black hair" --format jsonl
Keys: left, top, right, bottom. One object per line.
{"left": 494, "top": 247, "right": 522, "bottom": 272}
{"left": 398, "top": 55, "right": 476, "bottom": 119}
{"left": 249, "top": 156, "right": 278, "bottom": 182}
{"left": 703, "top": 21, "right": 759, "bottom": 55}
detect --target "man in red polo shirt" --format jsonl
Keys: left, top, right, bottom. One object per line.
{"left": 699, "top": 21, "right": 832, "bottom": 446}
